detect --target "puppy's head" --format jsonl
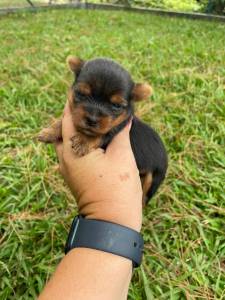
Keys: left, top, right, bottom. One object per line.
{"left": 67, "top": 56, "right": 152, "bottom": 137}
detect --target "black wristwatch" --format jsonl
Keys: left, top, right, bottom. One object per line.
{"left": 65, "top": 215, "right": 144, "bottom": 268}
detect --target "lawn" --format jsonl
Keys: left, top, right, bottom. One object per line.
{"left": 0, "top": 8, "right": 225, "bottom": 300}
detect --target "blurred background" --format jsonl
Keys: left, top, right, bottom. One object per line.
{"left": 0, "top": 0, "right": 225, "bottom": 15}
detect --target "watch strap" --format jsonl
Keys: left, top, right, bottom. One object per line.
{"left": 65, "top": 216, "right": 144, "bottom": 268}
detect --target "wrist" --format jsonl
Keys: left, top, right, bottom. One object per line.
{"left": 78, "top": 193, "right": 142, "bottom": 232}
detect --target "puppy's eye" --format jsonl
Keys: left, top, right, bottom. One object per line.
{"left": 73, "top": 95, "right": 80, "bottom": 103}
{"left": 75, "top": 90, "right": 85, "bottom": 98}
{"left": 112, "top": 103, "right": 122, "bottom": 111}
{"left": 74, "top": 91, "right": 86, "bottom": 103}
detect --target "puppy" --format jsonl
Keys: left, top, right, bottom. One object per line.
{"left": 38, "top": 57, "right": 168, "bottom": 203}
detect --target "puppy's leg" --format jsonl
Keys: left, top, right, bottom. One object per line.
{"left": 38, "top": 118, "right": 62, "bottom": 143}
{"left": 38, "top": 117, "right": 101, "bottom": 157}
{"left": 140, "top": 172, "right": 153, "bottom": 206}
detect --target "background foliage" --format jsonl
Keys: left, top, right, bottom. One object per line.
{"left": 0, "top": 0, "right": 224, "bottom": 14}
{"left": 200, "top": 0, "right": 225, "bottom": 14}
{"left": 96, "top": 0, "right": 225, "bottom": 14}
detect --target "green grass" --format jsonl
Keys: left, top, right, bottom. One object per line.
{"left": 0, "top": 8, "right": 225, "bottom": 300}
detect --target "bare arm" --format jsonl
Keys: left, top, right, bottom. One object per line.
{"left": 38, "top": 103, "right": 142, "bottom": 300}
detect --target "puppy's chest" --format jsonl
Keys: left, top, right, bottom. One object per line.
{"left": 100, "top": 119, "right": 130, "bottom": 149}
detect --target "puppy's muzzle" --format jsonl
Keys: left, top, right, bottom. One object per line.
{"left": 85, "top": 115, "right": 99, "bottom": 128}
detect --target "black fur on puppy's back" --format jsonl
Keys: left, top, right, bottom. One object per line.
{"left": 101, "top": 115, "right": 168, "bottom": 202}
{"left": 130, "top": 117, "right": 168, "bottom": 200}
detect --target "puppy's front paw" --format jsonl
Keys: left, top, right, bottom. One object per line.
{"left": 71, "top": 135, "right": 89, "bottom": 157}
{"left": 38, "top": 118, "right": 62, "bottom": 143}
{"left": 38, "top": 127, "right": 61, "bottom": 143}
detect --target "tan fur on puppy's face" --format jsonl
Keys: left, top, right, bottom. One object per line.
{"left": 68, "top": 88, "right": 129, "bottom": 137}
{"left": 68, "top": 88, "right": 86, "bottom": 127}
{"left": 76, "top": 82, "right": 91, "bottom": 96}
{"left": 110, "top": 94, "right": 127, "bottom": 106}
{"left": 98, "top": 111, "right": 128, "bottom": 134}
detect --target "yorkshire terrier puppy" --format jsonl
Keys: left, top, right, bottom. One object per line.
{"left": 38, "top": 57, "right": 168, "bottom": 203}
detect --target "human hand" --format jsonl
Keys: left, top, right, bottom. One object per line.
{"left": 55, "top": 103, "right": 142, "bottom": 231}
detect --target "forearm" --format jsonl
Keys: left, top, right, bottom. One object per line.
{"left": 38, "top": 248, "right": 132, "bottom": 300}
{"left": 39, "top": 109, "right": 142, "bottom": 300}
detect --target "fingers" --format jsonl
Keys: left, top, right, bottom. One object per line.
{"left": 106, "top": 119, "right": 135, "bottom": 162}
{"left": 62, "top": 102, "right": 76, "bottom": 142}
{"left": 61, "top": 101, "right": 80, "bottom": 159}
{"left": 54, "top": 101, "right": 77, "bottom": 170}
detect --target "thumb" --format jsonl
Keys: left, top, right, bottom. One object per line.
{"left": 106, "top": 119, "right": 134, "bottom": 161}
{"left": 62, "top": 101, "right": 76, "bottom": 141}
{"left": 61, "top": 101, "right": 78, "bottom": 158}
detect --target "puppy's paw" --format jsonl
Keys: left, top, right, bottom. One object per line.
{"left": 38, "top": 118, "right": 62, "bottom": 144}
{"left": 70, "top": 134, "right": 102, "bottom": 157}
{"left": 38, "top": 127, "right": 61, "bottom": 143}
{"left": 71, "top": 135, "right": 89, "bottom": 157}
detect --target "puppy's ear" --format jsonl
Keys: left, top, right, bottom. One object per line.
{"left": 66, "top": 56, "right": 85, "bottom": 76}
{"left": 132, "top": 83, "right": 153, "bottom": 101}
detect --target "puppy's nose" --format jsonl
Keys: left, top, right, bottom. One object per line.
{"left": 85, "top": 115, "right": 98, "bottom": 127}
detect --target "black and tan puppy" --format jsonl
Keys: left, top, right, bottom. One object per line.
{"left": 38, "top": 57, "right": 168, "bottom": 203}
